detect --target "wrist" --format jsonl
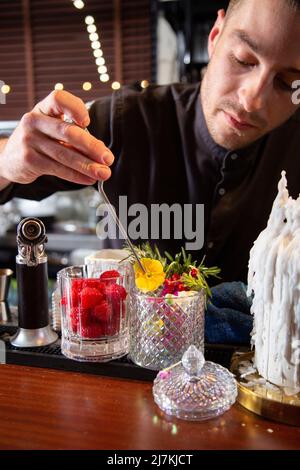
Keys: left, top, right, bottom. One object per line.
{"left": 0, "top": 138, "right": 12, "bottom": 190}
{"left": 0, "top": 176, "right": 11, "bottom": 191}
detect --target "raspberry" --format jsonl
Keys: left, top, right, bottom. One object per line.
{"left": 171, "top": 273, "right": 181, "bottom": 281}
{"left": 92, "top": 300, "right": 113, "bottom": 323}
{"left": 72, "top": 279, "right": 84, "bottom": 291}
{"left": 70, "top": 289, "right": 79, "bottom": 307}
{"left": 96, "top": 281, "right": 108, "bottom": 293}
{"left": 82, "top": 278, "right": 104, "bottom": 290}
{"left": 99, "top": 270, "right": 120, "bottom": 284}
{"left": 79, "top": 287, "right": 104, "bottom": 309}
{"left": 105, "top": 283, "right": 127, "bottom": 300}
{"left": 69, "top": 307, "right": 90, "bottom": 332}
{"left": 81, "top": 323, "right": 104, "bottom": 339}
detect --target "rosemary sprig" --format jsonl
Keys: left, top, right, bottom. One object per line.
{"left": 124, "top": 242, "right": 221, "bottom": 299}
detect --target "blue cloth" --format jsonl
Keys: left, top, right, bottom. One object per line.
{"left": 205, "top": 282, "right": 253, "bottom": 345}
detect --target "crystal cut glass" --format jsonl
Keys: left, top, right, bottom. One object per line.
{"left": 129, "top": 290, "right": 205, "bottom": 370}
{"left": 59, "top": 265, "right": 130, "bottom": 362}
{"left": 153, "top": 345, "right": 238, "bottom": 420}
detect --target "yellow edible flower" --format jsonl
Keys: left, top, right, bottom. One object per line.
{"left": 134, "top": 258, "right": 166, "bottom": 292}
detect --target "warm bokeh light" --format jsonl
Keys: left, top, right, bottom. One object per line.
{"left": 87, "top": 24, "right": 96, "bottom": 33}
{"left": 85, "top": 16, "right": 94, "bottom": 25}
{"left": 93, "top": 49, "right": 103, "bottom": 58}
{"left": 82, "top": 82, "right": 92, "bottom": 91}
{"left": 97, "top": 65, "right": 107, "bottom": 74}
{"left": 73, "top": 0, "right": 84, "bottom": 9}
{"left": 54, "top": 83, "right": 64, "bottom": 90}
{"left": 95, "top": 57, "right": 105, "bottom": 66}
{"left": 111, "top": 81, "right": 121, "bottom": 90}
{"left": 141, "top": 80, "right": 149, "bottom": 89}
{"left": 89, "top": 33, "right": 99, "bottom": 42}
{"left": 91, "top": 41, "right": 101, "bottom": 50}
{"left": 1, "top": 84, "right": 10, "bottom": 94}
{"left": 100, "top": 74, "right": 109, "bottom": 83}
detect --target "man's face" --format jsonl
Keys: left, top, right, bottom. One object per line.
{"left": 201, "top": 0, "right": 300, "bottom": 150}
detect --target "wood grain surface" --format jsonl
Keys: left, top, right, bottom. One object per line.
{"left": 0, "top": 364, "right": 299, "bottom": 450}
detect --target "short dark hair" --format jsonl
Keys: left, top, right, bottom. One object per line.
{"left": 227, "top": 0, "right": 300, "bottom": 16}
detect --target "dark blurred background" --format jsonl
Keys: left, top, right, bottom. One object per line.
{"left": 0, "top": 0, "right": 230, "bottom": 121}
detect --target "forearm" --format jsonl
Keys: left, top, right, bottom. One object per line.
{"left": 0, "top": 138, "right": 12, "bottom": 191}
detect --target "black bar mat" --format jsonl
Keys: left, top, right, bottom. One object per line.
{"left": 0, "top": 325, "right": 240, "bottom": 381}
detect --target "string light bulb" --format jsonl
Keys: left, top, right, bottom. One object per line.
{"left": 73, "top": 0, "right": 84, "bottom": 9}
{"left": 82, "top": 82, "right": 92, "bottom": 91}
{"left": 93, "top": 49, "right": 103, "bottom": 58}
{"left": 1, "top": 84, "right": 10, "bottom": 94}
{"left": 95, "top": 57, "right": 105, "bottom": 66}
{"left": 85, "top": 16, "right": 94, "bottom": 25}
{"left": 111, "top": 81, "right": 121, "bottom": 90}
{"left": 54, "top": 83, "right": 64, "bottom": 90}
{"left": 100, "top": 74, "right": 109, "bottom": 82}
{"left": 97, "top": 65, "right": 107, "bottom": 74}
{"left": 87, "top": 24, "right": 96, "bottom": 33}
{"left": 89, "top": 33, "right": 99, "bottom": 42}
{"left": 141, "top": 80, "right": 149, "bottom": 89}
{"left": 91, "top": 41, "right": 101, "bottom": 50}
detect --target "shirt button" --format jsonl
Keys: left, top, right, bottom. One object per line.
{"left": 218, "top": 188, "right": 226, "bottom": 196}
{"left": 208, "top": 241, "right": 214, "bottom": 249}
{"left": 231, "top": 153, "right": 238, "bottom": 160}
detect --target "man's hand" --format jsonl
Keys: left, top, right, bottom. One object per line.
{"left": 0, "top": 90, "right": 114, "bottom": 189}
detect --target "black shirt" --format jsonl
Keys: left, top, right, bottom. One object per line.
{"left": 2, "top": 82, "right": 300, "bottom": 283}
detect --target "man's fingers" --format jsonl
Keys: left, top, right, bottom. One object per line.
{"left": 34, "top": 90, "right": 90, "bottom": 128}
{"left": 32, "top": 132, "right": 112, "bottom": 181}
{"left": 33, "top": 153, "right": 98, "bottom": 186}
{"left": 42, "top": 156, "right": 97, "bottom": 185}
{"left": 26, "top": 112, "right": 114, "bottom": 166}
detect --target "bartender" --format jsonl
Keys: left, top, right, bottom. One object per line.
{"left": 1, "top": 0, "right": 300, "bottom": 283}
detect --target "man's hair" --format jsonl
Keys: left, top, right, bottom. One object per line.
{"left": 227, "top": 0, "right": 300, "bottom": 15}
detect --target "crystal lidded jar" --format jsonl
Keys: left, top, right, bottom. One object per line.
{"left": 129, "top": 290, "right": 205, "bottom": 370}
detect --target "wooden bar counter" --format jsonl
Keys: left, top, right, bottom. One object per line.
{"left": 0, "top": 364, "right": 299, "bottom": 450}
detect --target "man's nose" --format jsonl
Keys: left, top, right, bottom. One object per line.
{"left": 238, "top": 73, "right": 271, "bottom": 113}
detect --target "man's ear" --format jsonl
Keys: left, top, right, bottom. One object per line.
{"left": 208, "top": 9, "right": 226, "bottom": 59}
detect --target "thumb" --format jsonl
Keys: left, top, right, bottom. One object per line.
{"left": 34, "top": 90, "right": 90, "bottom": 128}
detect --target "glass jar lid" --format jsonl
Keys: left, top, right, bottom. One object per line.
{"left": 152, "top": 345, "right": 238, "bottom": 421}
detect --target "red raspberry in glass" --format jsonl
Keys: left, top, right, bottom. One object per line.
{"left": 82, "top": 278, "right": 103, "bottom": 290}
{"left": 92, "top": 300, "right": 113, "bottom": 323}
{"left": 79, "top": 287, "right": 104, "bottom": 309}
{"left": 69, "top": 307, "right": 90, "bottom": 332}
{"left": 105, "top": 283, "right": 127, "bottom": 302}
{"left": 99, "top": 270, "right": 120, "bottom": 284}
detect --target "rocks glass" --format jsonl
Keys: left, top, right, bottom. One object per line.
{"left": 59, "top": 265, "right": 130, "bottom": 362}
{"left": 129, "top": 290, "right": 205, "bottom": 370}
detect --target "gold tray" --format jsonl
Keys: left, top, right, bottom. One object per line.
{"left": 231, "top": 352, "right": 300, "bottom": 426}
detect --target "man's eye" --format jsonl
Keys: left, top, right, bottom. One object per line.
{"left": 276, "top": 78, "right": 293, "bottom": 92}
{"left": 231, "top": 54, "right": 254, "bottom": 67}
